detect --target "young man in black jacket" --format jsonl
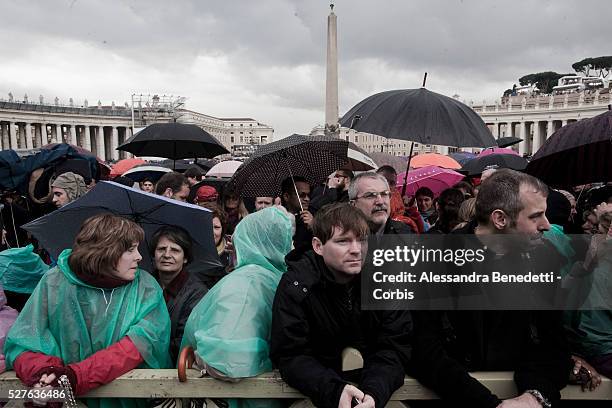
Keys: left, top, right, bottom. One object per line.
{"left": 412, "top": 169, "right": 573, "bottom": 408}
{"left": 271, "top": 203, "right": 412, "bottom": 408}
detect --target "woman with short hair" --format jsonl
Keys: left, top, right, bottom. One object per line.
{"left": 5, "top": 213, "right": 171, "bottom": 407}
{"left": 150, "top": 225, "right": 208, "bottom": 362}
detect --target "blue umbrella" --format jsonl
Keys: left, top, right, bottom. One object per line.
{"left": 449, "top": 152, "right": 477, "bottom": 166}
{"left": 23, "top": 181, "right": 222, "bottom": 278}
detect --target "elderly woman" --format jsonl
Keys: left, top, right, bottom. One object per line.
{"left": 5, "top": 213, "right": 171, "bottom": 407}
{"left": 51, "top": 171, "right": 88, "bottom": 208}
{"left": 150, "top": 225, "right": 208, "bottom": 362}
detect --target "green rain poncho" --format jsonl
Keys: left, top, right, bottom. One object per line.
{"left": 4, "top": 249, "right": 172, "bottom": 408}
{"left": 181, "top": 206, "right": 293, "bottom": 379}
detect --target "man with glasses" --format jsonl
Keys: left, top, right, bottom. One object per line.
{"left": 349, "top": 172, "right": 413, "bottom": 236}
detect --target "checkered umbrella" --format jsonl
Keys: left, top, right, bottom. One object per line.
{"left": 227, "top": 134, "right": 375, "bottom": 197}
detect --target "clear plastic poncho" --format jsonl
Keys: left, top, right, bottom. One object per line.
{"left": 181, "top": 207, "right": 293, "bottom": 378}
{"left": 4, "top": 248, "right": 172, "bottom": 408}
{"left": 0, "top": 244, "right": 49, "bottom": 294}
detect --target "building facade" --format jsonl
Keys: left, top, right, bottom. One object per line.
{"left": 0, "top": 95, "right": 274, "bottom": 161}
{"left": 473, "top": 90, "right": 611, "bottom": 156}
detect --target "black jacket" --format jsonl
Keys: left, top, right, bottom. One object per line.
{"left": 270, "top": 250, "right": 412, "bottom": 408}
{"left": 309, "top": 187, "right": 349, "bottom": 214}
{"left": 164, "top": 271, "right": 208, "bottom": 362}
{"left": 411, "top": 221, "right": 572, "bottom": 407}
{"left": 383, "top": 218, "right": 413, "bottom": 235}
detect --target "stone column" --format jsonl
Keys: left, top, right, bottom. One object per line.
{"left": 546, "top": 121, "right": 554, "bottom": 140}
{"left": 41, "top": 123, "right": 48, "bottom": 145}
{"left": 509, "top": 122, "right": 516, "bottom": 139}
{"left": 97, "top": 126, "right": 106, "bottom": 161}
{"left": 8, "top": 122, "right": 18, "bottom": 149}
{"left": 0, "top": 123, "right": 6, "bottom": 150}
{"left": 84, "top": 126, "right": 92, "bottom": 152}
{"left": 55, "top": 124, "right": 62, "bottom": 143}
{"left": 18, "top": 124, "right": 26, "bottom": 148}
{"left": 25, "top": 123, "right": 34, "bottom": 149}
{"left": 111, "top": 127, "right": 119, "bottom": 160}
{"left": 493, "top": 123, "right": 500, "bottom": 139}
{"left": 532, "top": 121, "right": 542, "bottom": 155}
{"left": 33, "top": 124, "right": 42, "bottom": 148}
{"left": 69, "top": 125, "right": 76, "bottom": 145}
{"left": 518, "top": 122, "right": 527, "bottom": 156}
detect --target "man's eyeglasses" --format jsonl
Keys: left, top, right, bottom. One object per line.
{"left": 355, "top": 191, "right": 391, "bottom": 201}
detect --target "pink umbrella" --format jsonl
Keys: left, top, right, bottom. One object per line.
{"left": 478, "top": 147, "right": 519, "bottom": 157}
{"left": 205, "top": 160, "right": 243, "bottom": 178}
{"left": 396, "top": 165, "right": 465, "bottom": 197}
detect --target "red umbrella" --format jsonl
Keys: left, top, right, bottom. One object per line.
{"left": 110, "top": 158, "right": 146, "bottom": 177}
{"left": 410, "top": 153, "right": 461, "bottom": 169}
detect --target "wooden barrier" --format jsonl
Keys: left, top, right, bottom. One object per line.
{"left": 0, "top": 369, "right": 611, "bottom": 403}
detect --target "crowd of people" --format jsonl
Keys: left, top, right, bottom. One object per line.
{"left": 0, "top": 159, "right": 610, "bottom": 408}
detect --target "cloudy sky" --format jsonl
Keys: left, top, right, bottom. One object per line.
{"left": 1, "top": 0, "right": 610, "bottom": 138}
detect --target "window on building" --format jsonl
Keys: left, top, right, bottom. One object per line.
{"left": 345, "top": 136, "right": 349, "bottom": 141}
{"left": 231, "top": 136, "right": 234, "bottom": 143}
{"left": 240, "top": 124, "right": 243, "bottom": 127}
{"left": 231, "top": 124, "right": 234, "bottom": 126}
{"left": 414, "top": 143, "right": 419, "bottom": 147}
{"left": 261, "top": 136, "right": 267, "bottom": 143}
{"left": 354, "top": 135, "right": 359, "bottom": 143}
{"left": 240, "top": 132, "right": 243, "bottom": 134}
{"left": 230, "top": 131, "right": 234, "bottom": 134}
{"left": 240, "top": 136, "right": 244, "bottom": 143}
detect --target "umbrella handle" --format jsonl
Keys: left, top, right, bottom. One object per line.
{"left": 177, "top": 346, "right": 195, "bottom": 382}
{"left": 284, "top": 160, "right": 304, "bottom": 212}
{"left": 400, "top": 142, "right": 415, "bottom": 197}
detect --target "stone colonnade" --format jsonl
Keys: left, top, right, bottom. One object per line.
{"left": 486, "top": 118, "right": 578, "bottom": 156}
{"left": 0, "top": 121, "right": 133, "bottom": 161}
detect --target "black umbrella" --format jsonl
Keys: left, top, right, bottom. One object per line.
{"left": 159, "top": 159, "right": 217, "bottom": 172}
{"left": 123, "top": 164, "right": 172, "bottom": 182}
{"left": 496, "top": 136, "right": 523, "bottom": 148}
{"left": 23, "top": 181, "right": 222, "bottom": 276}
{"left": 339, "top": 88, "right": 496, "bottom": 148}
{"left": 526, "top": 109, "right": 612, "bottom": 187}
{"left": 227, "top": 134, "right": 375, "bottom": 198}
{"left": 461, "top": 154, "right": 528, "bottom": 176}
{"left": 187, "top": 178, "right": 229, "bottom": 203}
{"left": 339, "top": 85, "right": 496, "bottom": 194}
{"left": 117, "top": 123, "right": 229, "bottom": 160}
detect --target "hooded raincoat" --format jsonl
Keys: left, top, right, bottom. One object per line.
{"left": 182, "top": 207, "right": 293, "bottom": 377}
{"left": 4, "top": 249, "right": 171, "bottom": 408}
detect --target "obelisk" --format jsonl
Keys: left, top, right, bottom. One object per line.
{"left": 324, "top": 4, "right": 339, "bottom": 137}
